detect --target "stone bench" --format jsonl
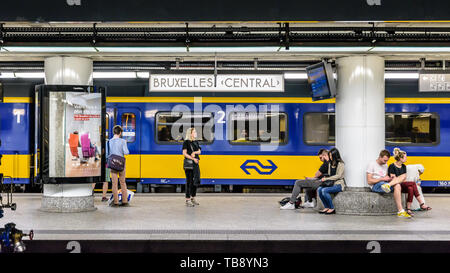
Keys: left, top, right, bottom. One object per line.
{"left": 314, "top": 187, "right": 407, "bottom": 216}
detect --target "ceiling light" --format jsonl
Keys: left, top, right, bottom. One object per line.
{"left": 93, "top": 72, "right": 137, "bottom": 78}
{"left": 15, "top": 72, "right": 45, "bottom": 78}
{"left": 384, "top": 72, "right": 419, "bottom": 79}
{"left": 283, "top": 72, "right": 308, "bottom": 79}
{"left": 2, "top": 46, "right": 97, "bottom": 53}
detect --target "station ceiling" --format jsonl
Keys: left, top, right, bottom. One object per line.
{"left": 2, "top": 22, "right": 450, "bottom": 63}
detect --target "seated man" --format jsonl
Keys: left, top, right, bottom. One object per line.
{"left": 366, "top": 149, "right": 411, "bottom": 218}
{"left": 280, "top": 148, "right": 329, "bottom": 210}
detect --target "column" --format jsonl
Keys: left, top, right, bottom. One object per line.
{"left": 41, "top": 56, "right": 97, "bottom": 212}
{"left": 330, "top": 55, "right": 399, "bottom": 215}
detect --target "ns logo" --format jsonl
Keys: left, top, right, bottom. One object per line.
{"left": 366, "top": 0, "right": 381, "bottom": 5}
{"left": 66, "top": 0, "right": 81, "bottom": 6}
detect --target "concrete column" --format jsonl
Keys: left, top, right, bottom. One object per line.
{"left": 336, "top": 56, "right": 385, "bottom": 188}
{"left": 324, "top": 55, "right": 400, "bottom": 215}
{"left": 41, "top": 56, "right": 96, "bottom": 212}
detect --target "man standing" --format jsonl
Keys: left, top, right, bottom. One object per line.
{"left": 280, "top": 148, "right": 329, "bottom": 210}
{"left": 366, "top": 149, "right": 411, "bottom": 218}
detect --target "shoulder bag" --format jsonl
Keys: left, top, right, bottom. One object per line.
{"left": 183, "top": 142, "right": 195, "bottom": 170}
{"left": 107, "top": 140, "right": 126, "bottom": 172}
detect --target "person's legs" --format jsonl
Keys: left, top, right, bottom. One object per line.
{"left": 290, "top": 180, "right": 303, "bottom": 203}
{"left": 317, "top": 187, "right": 329, "bottom": 211}
{"left": 118, "top": 167, "right": 128, "bottom": 204}
{"left": 321, "top": 185, "right": 342, "bottom": 211}
{"left": 393, "top": 184, "right": 404, "bottom": 212}
{"left": 103, "top": 168, "right": 111, "bottom": 200}
{"left": 372, "top": 182, "right": 388, "bottom": 193}
{"left": 185, "top": 170, "right": 193, "bottom": 199}
{"left": 290, "top": 180, "right": 318, "bottom": 203}
{"left": 111, "top": 170, "right": 119, "bottom": 205}
{"left": 102, "top": 182, "right": 108, "bottom": 198}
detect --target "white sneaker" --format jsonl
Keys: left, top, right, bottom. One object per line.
{"left": 303, "top": 201, "right": 314, "bottom": 208}
{"left": 280, "top": 202, "right": 295, "bottom": 210}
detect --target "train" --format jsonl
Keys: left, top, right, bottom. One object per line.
{"left": 0, "top": 92, "right": 449, "bottom": 192}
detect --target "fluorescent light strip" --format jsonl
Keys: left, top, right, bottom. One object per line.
{"left": 93, "top": 72, "right": 137, "bottom": 78}
{"left": 0, "top": 71, "right": 422, "bottom": 79}
{"left": 2, "top": 46, "right": 97, "bottom": 53}
{"left": 1, "top": 46, "right": 450, "bottom": 53}
{"left": 384, "top": 72, "right": 419, "bottom": 79}
{"left": 283, "top": 73, "right": 308, "bottom": 79}
{"left": 371, "top": 47, "right": 450, "bottom": 53}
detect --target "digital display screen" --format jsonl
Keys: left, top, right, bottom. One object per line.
{"left": 307, "top": 64, "right": 332, "bottom": 100}
{"left": 48, "top": 92, "right": 102, "bottom": 178}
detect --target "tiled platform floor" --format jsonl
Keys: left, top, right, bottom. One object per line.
{"left": 1, "top": 193, "right": 449, "bottom": 241}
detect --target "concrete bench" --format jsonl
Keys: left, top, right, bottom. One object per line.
{"left": 314, "top": 187, "right": 407, "bottom": 216}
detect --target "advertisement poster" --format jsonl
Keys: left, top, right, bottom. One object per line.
{"left": 49, "top": 91, "right": 102, "bottom": 178}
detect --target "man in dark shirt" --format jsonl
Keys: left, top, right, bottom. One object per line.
{"left": 280, "top": 148, "right": 329, "bottom": 210}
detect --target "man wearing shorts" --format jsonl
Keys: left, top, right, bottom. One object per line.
{"left": 366, "top": 149, "right": 411, "bottom": 218}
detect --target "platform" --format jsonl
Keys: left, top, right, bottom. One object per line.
{"left": 2, "top": 193, "right": 449, "bottom": 242}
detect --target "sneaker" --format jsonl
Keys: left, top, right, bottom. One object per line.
{"left": 280, "top": 202, "right": 295, "bottom": 210}
{"left": 186, "top": 200, "right": 195, "bottom": 207}
{"left": 397, "top": 210, "right": 412, "bottom": 218}
{"left": 381, "top": 183, "right": 391, "bottom": 193}
{"left": 303, "top": 201, "right": 315, "bottom": 208}
{"left": 191, "top": 199, "right": 199, "bottom": 206}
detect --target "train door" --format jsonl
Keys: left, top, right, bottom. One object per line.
{"left": 116, "top": 107, "right": 141, "bottom": 182}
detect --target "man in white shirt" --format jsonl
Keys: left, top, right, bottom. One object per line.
{"left": 366, "top": 149, "right": 411, "bottom": 218}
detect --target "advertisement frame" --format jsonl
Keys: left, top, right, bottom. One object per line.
{"left": 35, "top": 84, "right": 106, "bottom": 184}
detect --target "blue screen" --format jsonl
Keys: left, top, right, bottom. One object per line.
{"left": 307, "top": 65, "right": 331, "bottom": 99}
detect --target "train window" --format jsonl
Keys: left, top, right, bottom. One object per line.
{"left": 303, "top": 113, "right": 335, "bottom": 145}
{"left": 229, "top": 112, "right": 287, "bottom": 144}
{"left": 121, "top": 113, "right": 136, "bottom": 143}
{"left": 156, "top": 112, "right": 214, "bottom": 144}
{"left": 386, "top": 113, "right": 439, "bottom": 145}
{"left": 303, "top": 112, "right": 439, "bottom": 146}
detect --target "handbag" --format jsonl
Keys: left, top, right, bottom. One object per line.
{"left": 183, "top": 142, "right": 196, "bottom": 170}
{"left": 320, "top": 179, "right": 335, "bottom": 187}
{"left": 107, "top": 140, "right": 126, "bottom": 172}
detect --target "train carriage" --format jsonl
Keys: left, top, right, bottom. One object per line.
{"left": 0, "top": 81, "right": 449, "bottom": 191}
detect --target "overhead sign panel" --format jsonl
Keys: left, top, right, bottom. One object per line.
{"left": 419, "top": 71, "right": 450, "bottom": 92}
{"left": 149, "top": 74, "right": 284, "bottom": 92}
{"left": 1, "top": 0, "right": 450, "bottom": 22}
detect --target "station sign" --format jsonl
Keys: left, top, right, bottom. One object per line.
{"left": 149, "top": 74, "right": 284, "bottom": 92}
{"left": 419, "top": 71, "right": 450, "bottom": 92}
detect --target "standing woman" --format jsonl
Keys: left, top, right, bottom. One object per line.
{"left": 317, "top": 148, "right": 346, "bottom": 215}
{"left": 182, "top": 128, "right": 201, "bottom": 207}
{"left": 109, "top": 125, "right": 130, "bottom": 207}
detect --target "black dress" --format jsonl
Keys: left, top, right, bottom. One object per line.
{"left": 182, "top": 140, "right": 201, "bottom": 198}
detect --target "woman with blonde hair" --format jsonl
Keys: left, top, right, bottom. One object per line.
{"left": 182, "top": 127, "right": 202, "bottom": 207}
{"left": 388, "top": 148, "right": 431, "bottom": 216}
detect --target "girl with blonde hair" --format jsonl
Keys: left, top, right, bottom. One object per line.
{"left": 182, "top": 127, "right": 202, "bottom": 207}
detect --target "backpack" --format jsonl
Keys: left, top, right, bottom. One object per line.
{"left": 279, "top": 196, "right": 302, "bottom": 209}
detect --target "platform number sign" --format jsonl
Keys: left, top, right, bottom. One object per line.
{"left": 366, "top": 241, "right": 381, "bottom": 253}
{"left": 66, "top": 241, "right": 81, "bottom": 253}
{"left": 366, "top": 0, "right": 381, "bottom": 5}
{"left": 66, "top": 0, "right": 81, "bottom": 6}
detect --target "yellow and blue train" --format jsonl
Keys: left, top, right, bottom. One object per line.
{"left": 0, "top": 95, "right": 449, "bottom": 190}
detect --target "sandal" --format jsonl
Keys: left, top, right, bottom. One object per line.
{"left": 420, "top": 203, "right": 432, "bottom": 211}
{"left": 406, "top": 209, "right": 414, "bottom": 216}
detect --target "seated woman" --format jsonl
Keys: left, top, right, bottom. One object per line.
{"left": 317, "top": 148, "right": 346, "bottom": 215}
{"left": 389, "top": 148, "right": 431, "bottom": 216}
{"left": 406, "top": 164, "right": 431, "bottom": 212}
